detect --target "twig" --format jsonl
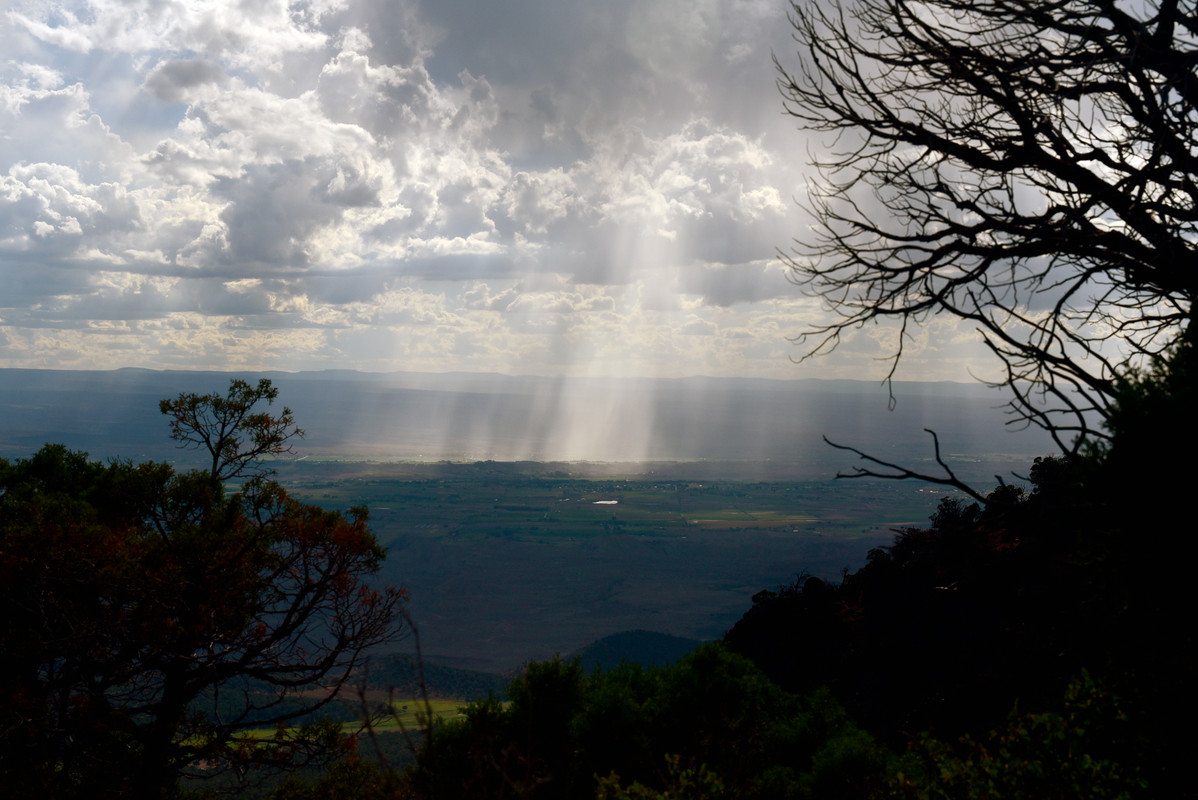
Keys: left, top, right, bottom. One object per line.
{"left": 824, "top": 429, "right": 989, "bottom": 504}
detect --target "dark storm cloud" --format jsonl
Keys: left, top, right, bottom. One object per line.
{"left": 143, "top": 59, "right": 228, "bottom": 103}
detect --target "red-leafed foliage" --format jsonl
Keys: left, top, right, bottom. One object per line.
{"left": 0, "top": 382, "right": 405, "bottom": 800}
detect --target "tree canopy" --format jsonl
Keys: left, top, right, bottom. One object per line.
{"left": 160, "top": 378, "right": 304, "bottom": 480}
{"left": 363, "top": 646, "right": 886, "bottom": 800}
{"left": 779, "top": 0, "right": 1197, "bottom": 450}
{"left": 0, "top": 381, "right": 404, "bottom": 800}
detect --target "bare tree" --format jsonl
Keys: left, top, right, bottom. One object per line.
{"left": 779, "top": 0, "right": 1197, "bottom": 452}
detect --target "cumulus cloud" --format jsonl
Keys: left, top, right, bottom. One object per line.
{"left": 0, "top": 0, "right": 986, "bottom": 382}
{"left": 0, "top": 163, "right": 141, "bottom": 261}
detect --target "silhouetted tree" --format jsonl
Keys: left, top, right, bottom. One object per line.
{"left": 161, "top": 378, "right": 303, "bottom": 480}
{"left": 726, "top": 332, "right": 1198, "bottom": 793}
{"left": 779, "top": 0, "right": 1196, "bottom": 451}
{"left": 0, "top": 383, "right": 404, "bottom": 800}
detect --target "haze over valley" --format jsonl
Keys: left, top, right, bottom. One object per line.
{"left": 1, "top": 368, "right": 1053, "bottom": 671}
{"left": 0, "top": 368, "right": 1051, "bottom": 472}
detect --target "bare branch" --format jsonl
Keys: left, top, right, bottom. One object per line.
{"left": 781, "top": 0, "right": 1196, "bottom": 451}
{"left": 825, "top": 429, "right": 990, "bottom": 504}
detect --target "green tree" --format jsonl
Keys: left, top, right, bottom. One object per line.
{"left": 891, "top": 674, "right": 1144, "bottom": 800}
{"left": 408, "top": 645, "right": 888, "bottom": 800}
{"left": 595, "top": 755, "right": 727, "bottom": 800}
{"left": 778, "top": 0, "right": 1196, "bottom": 451}
{"left": 0, "top": 382, "right": 404, "bottom": 800}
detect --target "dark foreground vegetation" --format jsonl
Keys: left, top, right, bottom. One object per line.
{"left": 0, "top": 380, "right": 406, "bottom": 799}
{"left": 2, "top": 335, "right": 1194, "bottom": 798}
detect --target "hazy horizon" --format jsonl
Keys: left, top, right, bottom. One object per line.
{"left": 0, "top": 367, "right": 1055, "bottom": 476}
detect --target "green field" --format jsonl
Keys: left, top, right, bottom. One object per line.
{"left": 235, "top": 699, "right": 468, "bottom": 749}
{"left": 274, "top": 461, "right": 944, "bottom": 546}
{"left": 264, "top": 461, "right": 962, "bottom": 674}
{"left": 372, "top": 698, "right": 472, "bottom": 730}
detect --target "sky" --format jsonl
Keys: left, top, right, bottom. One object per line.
{"left": 0, "top": 0, "right": 996, "bottom": 381}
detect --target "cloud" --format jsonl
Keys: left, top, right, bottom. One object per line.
{"left": 10, "top": 0, "right": 333, "bottom": 68}
{"left": 461, "top": 282, "right": 518, "bottom": 311}
{"left": 212, "top": 157, "right": 378, "bottom": 269}
{"left": 0, "top": 0, "right": 990, "bottom": 383}
{"left": 0, "top": 163, "right": 141, "bottom": 260}
{"left": 680, "top": 260, "right": 792, "bottom": 307}
{"left": 680, "top": 317, "right": 717, "bottom": 335}
{"left": 500, "top": 170, "right": 575, "bottom": 235}
{"left": 0, "top": 66, "right": 137, "bottom": 182}
{"left": 143, "top": 59, "right": 228, "bottom": 103}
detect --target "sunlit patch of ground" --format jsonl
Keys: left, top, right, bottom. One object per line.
{"left": 369, "top": 698, "right": 471, "bottom": 730}
{"left": 686, "top": 513, "right": 819, "bottom": 529}
{"left": 237, "top": 698, "right": 470, "bottom": 742}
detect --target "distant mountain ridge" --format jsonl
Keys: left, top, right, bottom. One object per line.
{"left": 0, "top": 368, "right": 1053, "bottom": 473}
{"left": 573, "top": 630, "right": 703, "bottom": 672}
{"left": 364, "top": 654, "right": 508, "bottom": 700}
